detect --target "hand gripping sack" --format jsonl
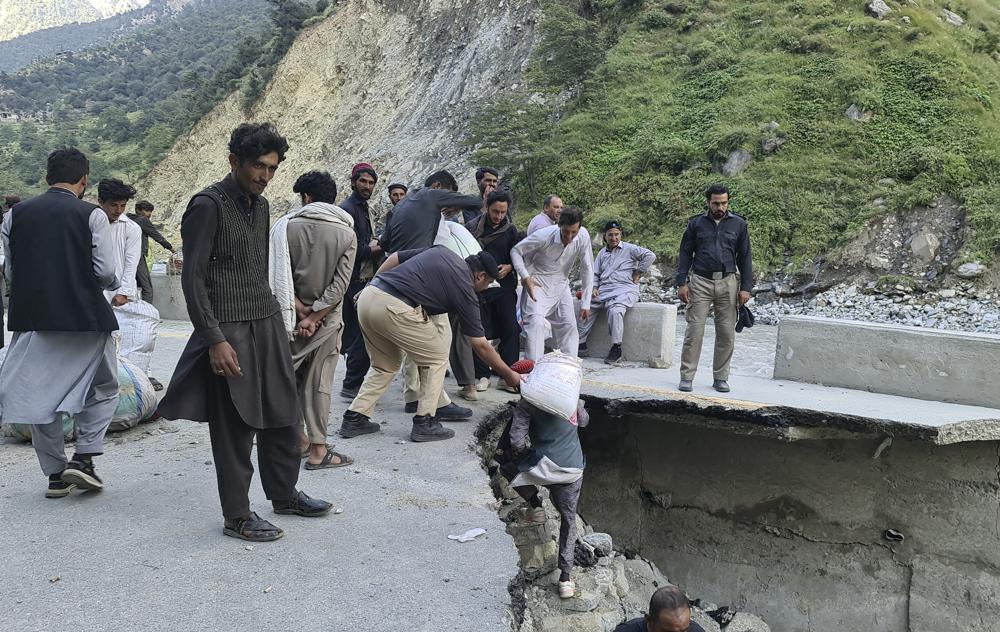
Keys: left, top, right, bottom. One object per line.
{"left": 519, "top": 352, "right": 584, "bottom": 420}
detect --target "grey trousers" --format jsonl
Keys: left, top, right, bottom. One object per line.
{"left": 32, "top": 408, "right": 114, "bottom": 477}
{"left": 548, "top": 478, "right": 583, "bottom": 574}
{"left": 577, "top": 299, "right": 627, "bottom": 345}
{"left": 448, "top": 313, "right": 475, "bottom": 387}
{"left": 680, "top": 273, "right": 738, "bottom": 381}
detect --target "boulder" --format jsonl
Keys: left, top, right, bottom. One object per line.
{"left": 909, "top": 229, "right": 940, "bottom": 262}
{"left": 724, "top": 612, "right": 771, "bottom": 632}
{"left": 761, "top": 136, "right": 785, "bottom": 154}
{"left": 956, "top": 262, "right": 987, "bottom": 279}
{"left": 722, "top": 149, "right": 753, "bottom": 176}
{"left": 865, "top": 0, "right": 892, "bottom": 20}
{"left": 582, "top": 533, "right": 614, "bottom": 557}
{"left": 845, "top": 104, "right": 873, "bottom": 123}
{"left": 941, "top": 8, "right": 964, "bottom": 26}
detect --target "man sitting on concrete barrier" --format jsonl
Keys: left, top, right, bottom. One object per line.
{"left": 339, "top": 248, "right": 521, "bottom": 443}
{"left": 615, "top": 585, "right": 705, "bottom": 632}
{"left": 578, "top": 220, "right": 656, "bottom": 364}
{"left": 676, "top": 184, "right": 753, "bottom": 393}
{"left": 512, "top": 206, "right": 594, "bottom": 360}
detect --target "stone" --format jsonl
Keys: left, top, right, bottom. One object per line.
{"left": 692, "top": 610, "right": 724, "bottom": 632}
{"left": 583, "top": 533, "right": 614, "bottom": 557}
{"left": 957, "top": 262, "right": 987, "bottom": 279}
{"left": 910, "top": 229, "right": 940, "bottom": 262}
{"left": 845, "top": 104, "right": 873, "bottom": 123}
{"left": 722, "top": 149, "right": 753, "bottom": 176}
{"left": 761, "top": 136, "right": 785, "bottom": 154}
{"left": 941, "top": 8, "right": 964, "bottom": 26}
{"left": 562, "top": 590, "right": 602, "bottom": 613}
{"left": 865, "top": 0, "right": 892, "bottom": 20}
{"left": 724, "top": 612, "right": 771, "bottom": 632}
{"left": 939, "top": 289, "right": 957, "bottom": 299}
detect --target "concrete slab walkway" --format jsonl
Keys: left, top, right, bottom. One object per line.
{"left": 0, "top": 322, "right": 519, "bottom": 632}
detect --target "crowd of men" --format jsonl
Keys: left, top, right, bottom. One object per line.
{"left": 0, "top": 121, "right": 752, "bottom": 614}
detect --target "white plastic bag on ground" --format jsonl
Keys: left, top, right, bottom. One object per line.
{"left": 520, "top": 352, "right": 584, "bottom": 420}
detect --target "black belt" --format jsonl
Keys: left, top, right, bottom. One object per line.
{"left": 693, "top": 270, "right": 734, "bottom": 281}
{"left": 370, "top": 278, "right": 417, "bottom": 308}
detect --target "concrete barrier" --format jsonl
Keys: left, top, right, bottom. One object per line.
{"left": 150, "top": 272, "right": 189, "bottom": 321}
{"left": 774, "top": 315, "right": 1000, "bottom": 409}
{"left": 579, "top": 301, "right": 677, "bottom": 368}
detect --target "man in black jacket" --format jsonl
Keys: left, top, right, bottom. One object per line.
{"left": 465, "top": 191, "right": 521, "bottom": 392}
{"left": 159, "top": 123, "right": 331, "bottom": 542}
{"left": 338, "top": 162, "right": 382, "bottom": 400}
{"left": 0, "top": 148, "right": 120, "bottom": 498}
{"left": 675, "top": 184, "right": 753, "bottom": 394}
{"left": 127, "top": 200, "right": 174, "bottom": 303}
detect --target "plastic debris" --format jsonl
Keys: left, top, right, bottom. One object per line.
{"left": 448, "top": 527, "right": 487, "bottom": 543}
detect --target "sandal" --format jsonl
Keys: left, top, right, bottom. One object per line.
{"left": 304, "top": 448, "right": 354, "bottom": 470}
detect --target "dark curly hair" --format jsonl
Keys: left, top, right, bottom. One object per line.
{"left": 97, "top": 178, "right": 137, "bottom": 203}
{"left": 228, "top": 122, "right": 289, "bottom": 164}
{"left": 293, "top": 171, "right": 338, "bottom": 204}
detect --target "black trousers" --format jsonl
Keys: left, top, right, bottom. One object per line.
{"left": 475, "top": 288, "right": 521, "bottom": 379}
{"left": 207, "top": 379, "right": 300, "bottom": 520}
{"left": 342, "top": 279, "right": 371, "bottom": 391}
{"left": 136, "top": 257, "right": 153, "bottom": 302}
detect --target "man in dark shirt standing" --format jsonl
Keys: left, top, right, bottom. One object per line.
{"left": 615, "top": 586, "right": 706, "bottom": 632}
{"left": 338, "top": 162, "right": 383, "bottom": 400}
{"left": 159, "top": 123, "right": 331, "bottom": 542}
{"left": 675, "top": 184, "right": 752, "bottom": 394}
{"left": 339, "top": 247, "right": 521, "bottom": 443}
{"left": 127, "top": 200, "right": 174, "bottom": 303}
{"left": 463, "top": 166, "right": 499, "bottom": 224}
{"left": 466, "top": 191, "right": 521, "bottom": 392}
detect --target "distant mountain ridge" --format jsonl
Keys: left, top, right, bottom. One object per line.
{"left": 0, "top": 0, "right": 152, "bottom": 43}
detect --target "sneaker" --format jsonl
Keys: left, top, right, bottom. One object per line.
{"left": 432, "top": 403, "right": 473, "bottom": 421}
{"left": 340, "top": 386, "right": 360, "bottom": 400}
{"left": 678, "top": 379, "right": 693, "bottom": 392}
{"left": 404, "top": 401, "right": 418, "bottom": 414}
{"left": 45, "top": 476, "right": 76, "bottom": 499}
{"left": 603, "top": 343, "right": 622, "bottom": 365}
{"left": 410, "top": 415, "right": 455, "bottom": 442}
{"left": 578, "top": 342, "right": 589, "bottom": 357}
{"left": 458, "top": 386, "right": 478, "bottom": 401}
{"left": 558, "top": 580, "right": 576, "bottom": 599}
{"left": 339, "top": 410, "right": 381, "bottom": 438}
{"left": 223, "top": 512, "right": 284, "bottom": 542}
{"left": 61, "top": 460, "right": 103, "bottom": 491}
{"left": 148, "top": 376, "right": 164, "bottom": 391}
{"left": 713, "top": 379, "right": 731, "bottom": 393}
{"left": 476, "top": 377, "right": 490, "bottom": 392}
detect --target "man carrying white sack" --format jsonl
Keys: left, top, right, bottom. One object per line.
{"left": 97, "top": 179, "right": 162, "bottom": 387}
{"left": 577, "top": 220, "right": 656, "bottom": 364}
{"left": 511, "top": 206, "right": 594, "bottom": 361}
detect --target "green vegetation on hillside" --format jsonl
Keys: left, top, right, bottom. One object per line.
{"left": 0, "top": 0, "right": 331, "bottom": 197}
{"left": 470, "top": 0, "right": 1000, "bottom": 269}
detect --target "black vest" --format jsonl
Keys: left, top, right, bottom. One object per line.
{"left": 194, "top": 184, "right": 279, "bottom": 323}
{"left": 7, "top": 188, "right": 118, "bottom": 332}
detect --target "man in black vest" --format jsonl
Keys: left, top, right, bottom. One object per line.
{"left": 338, "top": 162, "right": 382, "bottom": 401}
{"left": 159, "top": 123, "right": 332, "bottom": 542}
{"left": 0, "top": 148, "right": 121, "bottom": 498}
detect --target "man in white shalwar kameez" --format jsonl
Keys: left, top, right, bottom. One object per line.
{"left": 97, "top": 179, "right": 161, "bottom": 382}
{"left": 0, "top": 148, "right": 121, "bottom": 498}
{"left": 511, "top": 206, "right": 594, "bottom": 361}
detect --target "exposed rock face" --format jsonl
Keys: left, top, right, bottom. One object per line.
{"left": 138, "top": 0, "right": 540, "bottom": 240}
{"left": 0, "top": 0, "right": 151, "bottom": 42}
{"left": 865, "top": 0, "right": 892, "bottom": 20}
{"left": 845, "top": 103, "right": 873, "bottom": 122}
{"left": 941, "top": 8, "right": 965, "bottom": 27}
{"left": 722, "top": 149, "right": 753, "bottom": 176}
{"left": 909, "top": 228, "right": 940, "bottom": 263}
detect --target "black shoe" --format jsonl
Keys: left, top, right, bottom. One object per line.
{"left": 713, "top": 379, "right": 731, "bottom": 393}
{"left": 45, "top": 475, "right": 76, "bottom": 499}
{"left": 148, "top": 376, "right": 164, "bottom": 391}
{"left": 578, "top": 342, "right": 589, "bottom": 357}
{"left": 273, "top": 490, "right": 333, "bottom": 517}
{"left": 603, "top": 344, "right": 622, "bottom": 364}
{"left": 433, "top": 403, "right": 473, "bottom": 421}
{"left": 678, "top": 379, "right": 693, "bottom": 392}
{"left": 224, "top": 512, "right": 284, "bottom": 542}
{"left": 61, "top": 460, "right": 103, "bottom": 491}
{"left": 404, "top": 401, "right": 417, "bottom": 414}
{"left": 340, "top": 386, "right": 360, "bottom": 400}
{"left": 339, "top": 410, "right": 381, "bottom": 438}
{"left": 410, "top": 415, "right": 455, "bottom": 442}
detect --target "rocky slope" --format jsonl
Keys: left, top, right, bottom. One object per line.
{"left": 138, "top": 0, "right": 539, "bottom": 238}
{"left": 0, "top": 0, "right": 152, "bottom": 42}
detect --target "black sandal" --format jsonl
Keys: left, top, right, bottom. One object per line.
{"left": 223, "top": 512, "right": 284, "bottom": 542}
{"left": 304, "top": 448, "right": 354, "bottom": 470}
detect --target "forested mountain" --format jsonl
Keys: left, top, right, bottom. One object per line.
{"left": 0, "top": 0, "right": 151, "bottom": 42}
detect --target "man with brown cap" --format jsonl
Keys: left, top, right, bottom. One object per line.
{"left": 338, "top": 162, "right": 382, "bottom": 401}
